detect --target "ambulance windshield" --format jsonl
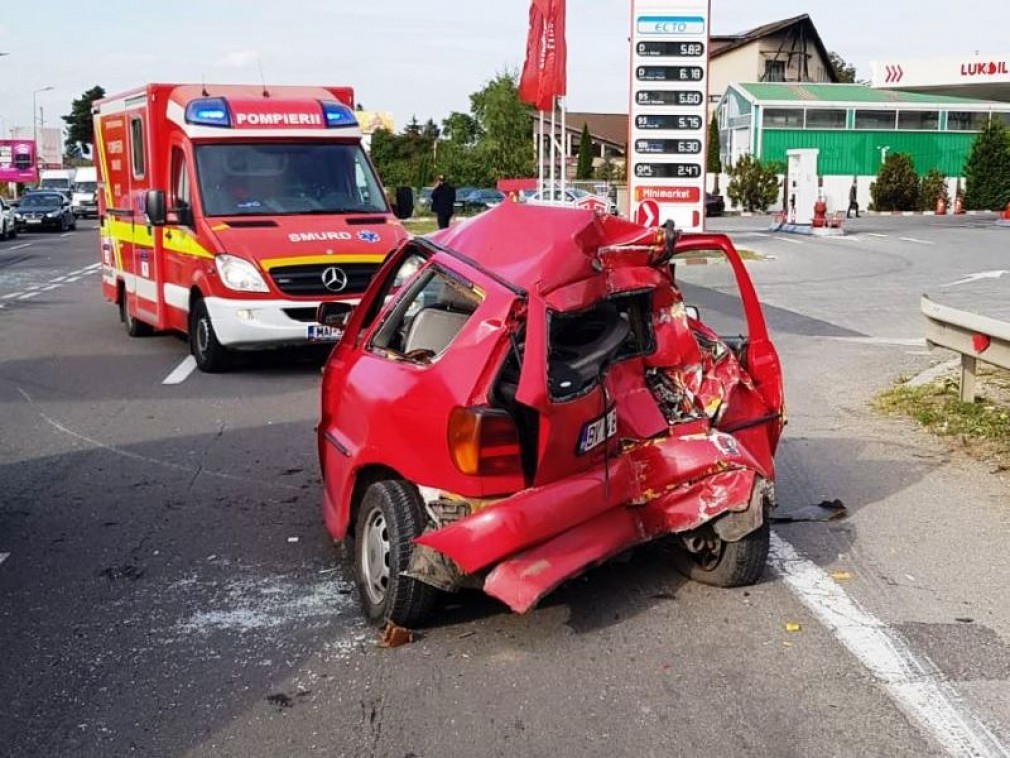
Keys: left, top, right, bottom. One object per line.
{"left": 194, "top": 143, "right": 388, "bottom": 217}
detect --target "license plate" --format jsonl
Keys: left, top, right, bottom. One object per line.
{"left": 307, "top": 324, "right": 342, "bottom": 342}
{"left": 27, "top": 219, "right": 42, "bottom": 224}
{"left": 577, "top": 407, "right": 618, "bottom": 455}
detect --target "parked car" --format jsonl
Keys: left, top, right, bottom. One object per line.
{"left": 316, "top": 203, "right": 784, "bottom": 626}
{"left": 417, "top": 186, "right": 434, "bottom": 210}
{"left": 706, "top": 193, "right": 726, "bottom": 217}
{"left": 0, "top": 197, "right": 17, "bottom": 240}
{"left": 14, "top": 191, "right": 77, "bottom": 232}
{"left": 525, "top": 186, "right": 615, "bottom": 214}
{"left": 71, "top": 166, "right": 99, "bottom": 218}
{"left": 461, "top": 188, "right": 506, "bottom": 212}
{"left": 452, "top": 187, "right": 477, "bottom": 212}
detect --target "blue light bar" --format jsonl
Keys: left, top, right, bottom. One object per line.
{"left": 320, "top": 101, "right": 357, "bottom": 128}
{"left": 185, "top": 97, "right": 231, "bottom": 128}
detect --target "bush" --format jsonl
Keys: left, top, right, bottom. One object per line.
{"left": 918, "top": 169, "right": 949, "bottom": 212}
{"left": 964, "top": 120, "right": 1010, "bottom": 211}
{"left": 870, "top": 152, "right": 919, "bottom": 211}
{"left": 727, "top": 155, "right": 781, "bottom": 212}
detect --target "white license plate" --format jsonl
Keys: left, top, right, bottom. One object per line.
{"left": 577, "top": 407, "right": 618, "bottom": 455}
{"left": 27, "top": 219, "right": 42, "bottom": 224}
{"left": 307, "top": 324, "right": 342, "bottom": 342}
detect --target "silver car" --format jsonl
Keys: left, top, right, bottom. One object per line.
{"left": 0, "top": 197, "right": 17, "bottom": 240}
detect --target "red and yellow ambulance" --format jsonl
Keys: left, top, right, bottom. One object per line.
{"left": 93, "top": 83, "right": 407, "bottom": 371}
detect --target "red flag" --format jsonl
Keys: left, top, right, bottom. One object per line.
{"left": 518, "top": 0, "right": 567, "bottom": 111}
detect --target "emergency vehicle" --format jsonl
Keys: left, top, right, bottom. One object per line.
{"left": 93, "top": 84, "right": 407, "bottom": 371}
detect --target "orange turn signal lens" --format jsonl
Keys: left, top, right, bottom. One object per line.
{"left": 448, "top": 407, "right": 522, "bottom": 477}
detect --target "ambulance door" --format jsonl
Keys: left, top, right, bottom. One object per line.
{"left": 162, "top": 142, "right": 197, "bottom": 332}
{"left": 126, "top": 110, "right": 163, "bottom": 328}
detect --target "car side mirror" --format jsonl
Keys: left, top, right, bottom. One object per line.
{"left": 316, "top": 301, "right": 354, "bottom": 329}
{"left": 393, "top": 186, "right": 414, "bottom": 220}
{"left": 145, "top": 189, "right": 167, "bottom": 226}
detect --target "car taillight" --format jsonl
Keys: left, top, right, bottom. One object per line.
{"left": 448, "top": 407, "right": 522, "bottom": 476}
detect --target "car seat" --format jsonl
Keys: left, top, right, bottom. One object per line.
{"left": 403, "top": 281, "right": 478, "bottom": 356}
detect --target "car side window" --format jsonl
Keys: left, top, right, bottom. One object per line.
{"left": 368, "top": 266, "right": 482, "bottom": 363}
{"left": 354, "top": 250, "right": 426, "bottom": 339}
{"left": 171, "top": 147, "right": 191, "bottom": 209}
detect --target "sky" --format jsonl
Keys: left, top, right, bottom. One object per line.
{"left": 1, "top": 0, "right": 1007, "bottom": 138}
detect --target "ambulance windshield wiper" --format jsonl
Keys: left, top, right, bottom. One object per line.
{"left": 299, "top": 207, "right": 376, "bottom": 215}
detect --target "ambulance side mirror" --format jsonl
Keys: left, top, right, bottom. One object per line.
{"left": 145, "top": 190, "right": 167, "bottom": 227}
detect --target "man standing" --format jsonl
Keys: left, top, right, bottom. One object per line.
{"left": 847, "top": 177, "right": 861, "bottom": 218}
{"left": 431, "top": 175, "right": 456, "bottom": 230}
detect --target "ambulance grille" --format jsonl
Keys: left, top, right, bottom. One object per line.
{"left": 269, "top": 263, "right": 381, "bottom": 297}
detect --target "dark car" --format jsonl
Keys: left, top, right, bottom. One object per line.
{"left": 461, "top": 188, "right": 506, "bottom": 213}
{"left": 14, "top": 191, "right": 77, "bottom": 232}
{"left": 452, "top": 187, "right": 478, "bottom": 212}
{"left": 706, "top": 193, "right": 726, "bottom": 217}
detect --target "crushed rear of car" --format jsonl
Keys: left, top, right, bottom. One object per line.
{"left": 318, "top": 203, "right": 784, "bottom": 626}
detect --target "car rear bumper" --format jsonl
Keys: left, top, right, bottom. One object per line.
{"left": 203, "top": 295, "right": 358, "bottom": 348}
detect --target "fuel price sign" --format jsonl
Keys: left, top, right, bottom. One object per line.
{"left": 629, "top": 0, "right": 710, "bottom": 232}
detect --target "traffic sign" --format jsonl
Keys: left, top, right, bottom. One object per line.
{"left": 636, "top": 200, "right": 660, "bottom": 227}
{"left": 629, "top": 0, "right": 710, "bottom": 233}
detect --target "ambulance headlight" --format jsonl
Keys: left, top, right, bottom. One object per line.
{"left": 215, "top": 254, "right": 269, "bottom": 293}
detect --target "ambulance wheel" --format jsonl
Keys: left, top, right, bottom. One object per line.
{"left": 354, "top": 480, "right": 437, "bottom": 627}
{"left": 672, "top": 522, "right": 770, "bottom": 588}
{"left": 189, "top": 298, "right": 232, "bottom": 373}
{"left": 120, "top": 293, "right": 153, "bottom": 337}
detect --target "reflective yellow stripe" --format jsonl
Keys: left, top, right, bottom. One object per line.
{"left": 104, "top": 217, "right": 214, "bottom": 260}
{"left": 260, "top": 254, "right": 386, "bottom": 270}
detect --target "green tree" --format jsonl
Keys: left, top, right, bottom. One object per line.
{"left": 963, "top": 119, "right": 1010, "bottom": 210}
{"left": 576, "top": 123, "right": 594, "bottom": 180}
{"left": 870, "top": 152, "right": 920, "bottom": 211}
{"left": 469, "top": 71, "right": 535, "bottom": 183}
{"left": 918, "top": 168, "right": 949, "bottom": 212}
{"left": 707, "top": 116, "right": 722, "bottom": 193}
{"left": 62, "top": 85, "right": 105, "bottom": 155}
{"left": 828, "top": 52, "right": 857, "bottom": 83}
{"left": 441, "top": 111, "right": 482, "bottom": 146}
{"left": 727, "top": 155, "right": 781, "bottom": 212}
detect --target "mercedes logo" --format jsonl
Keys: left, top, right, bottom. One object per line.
{"left": 321, "top": 266, "right": 349, "bottom": 293}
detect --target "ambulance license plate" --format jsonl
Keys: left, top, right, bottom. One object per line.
{"left": 307, "top": 325, "right": 342, "bottom": 342}
{"left": 576, "top": 407, "right": 617, "bottom": 455}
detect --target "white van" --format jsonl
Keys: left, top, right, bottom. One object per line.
{"left": 71, "top": 166, "right": 98, "bottom": 218}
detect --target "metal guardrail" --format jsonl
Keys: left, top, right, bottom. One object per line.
{"left": 922, "top": 295, "right": 1010, "bottom": 402}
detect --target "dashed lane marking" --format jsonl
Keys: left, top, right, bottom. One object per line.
{"left": 1, "top": 292, "right": 21, "bottom": 300}
{"left": 6, "top": 243, "right": 31, "bottom": 250}
{"left": 899, "top": 237, "right": 936, "bottom": 245}
{"left": 17, "top": 291, "right": 41, "bottom": 300}
{"left": 64, "top": 277, "right": 80, "bottom": 283}
{"left": 59, "top": 232, "right": 73, "bottom": 238}
{"left": 869, "top": 233, "right": 890, "bottom": 238}
{"left": 162, "top": 356, "right": 198, "bottom": 385}
{"left": 774, "top": 236, "right": 804, "bottom": 245}
{"left": 770, "top": 533, "right": 1009, "bottom": 758}
{"left": 0, "top": 553, "right": 8, "bottom": 567}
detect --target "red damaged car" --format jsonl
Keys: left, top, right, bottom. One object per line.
{"left": 317, "top": 203, "right": 784, "bottom": 626}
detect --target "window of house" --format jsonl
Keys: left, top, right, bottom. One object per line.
{"left": 764, "top": 108, "right": 803, "bottom": 128}
{"left": 995, "top": 112, "right": 1010, "bottom": 128}
{"left": 764, "top": 59, "right": 786, "bottom": 82}
{"left": 946, "top": 111, "right": 988, "bottom": 131}
{"left": 854, "top": 110, "right": 896, "bottom": 130}
{"left": 897, "top": 111, "right": 939, "bottom": 130}
{"left": 129, "top": 116, "right": 145, "bottom": 178}
{"left": 805, "top": 109, "right": 847, "bottom": 129}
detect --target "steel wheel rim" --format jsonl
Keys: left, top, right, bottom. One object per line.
{"left": 196, "top": 317, "right": 211, "bottom": 355}
{"left": 360, "top": 506, "right": 390, "bottom": 605}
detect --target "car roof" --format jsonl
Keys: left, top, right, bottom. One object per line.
{"left": 428, "top": 203, "right": 652, "bottom": 297}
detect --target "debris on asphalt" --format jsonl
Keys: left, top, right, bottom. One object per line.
{"left": 97, "top": 564, "right": 146, "bottom": 581}
{"left": 955, "top": 617, "right": 975, "bottom": 624}
{"left": 771, "top": 499, "right": 848, "bottom": 523}
{"left": 830, "top": 571, "right": 852, "bottom": 581}
{"left": 456, "top": 630, "right": 476, "bottom": 639}
{"left": 377, "top": 622, "right": 414, "bottom": 648}
{"left": 785, "top": 622, "right": 802, "bottom": 633}
{"left": 266, "top": 693, "right": 293, "bottom": 709}
{"left": 287, "top": 537, "right": 299, "bottom": 543}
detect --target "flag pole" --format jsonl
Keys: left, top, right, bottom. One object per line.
{"left": 538, "top": 110, "right": 545, "bottom": 198}
{"left": 560, "top": 96, "right": 567, "bottom": 197}
{"left": 549, "top": 98, "right": 556, "bottom": 203}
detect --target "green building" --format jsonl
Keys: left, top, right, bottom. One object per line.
{"left": 715, "top": 83, "right": 1010, "bottom": 210}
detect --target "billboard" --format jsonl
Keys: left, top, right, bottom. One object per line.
{"left": 0, "top": 140, "right": 38, "bottom": 183}
{"left": 629, "top": 0, "right": 711, "bottom": 232}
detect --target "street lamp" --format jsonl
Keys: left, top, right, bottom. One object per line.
{"left": 33, "top": 86, "right": 54, "bottom": 171}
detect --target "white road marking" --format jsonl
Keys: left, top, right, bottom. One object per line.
{"left": 64, "top": 276, "right": 80, "bottom": 283}
{"left": 6, "top": 242, "right": 31, "bottom": 250}
{"left": 774, "top": 236, "right": 804, "bottom": 245}
{"left": 770, "top": 533, "right": 1009, "bottom": 758}
{"left": 162, "top": 356, "right": 197, "bottom": 385}
{"left": 17, "top": 291, "right": 41, "bottom": 300}
{"left": 825, "top": 336, "right": 926, "bottom": 347}
{"left": 40, "top": 284, "right": 61, "bottom": 292}
{"left": 0, "top": 553, "right": 8, "bottom": 566}
{"left": 60, "top": 232, "right": 73, "bottom": 238}
{"left": 899, "top": 237, "right": 936, "bottom": 245}
{"left": 86, "top": 262, "right": 102, "bottom": 270}
{"left": 869, "top": 233, "right": 890, "bottom": 238}
{"left": 943, "top": 270, "right": 1009, "bottom": 288}
{"left": 48, "top": 276, "right": 67, "bottom": 283}
{"left": 2, "top": 292, "right": 22, "bottom": 300}
{"left": 68, "top": 267, "right": 92, "bottom": 276}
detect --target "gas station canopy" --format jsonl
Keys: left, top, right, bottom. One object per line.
{"left": 872, "top": 54, "right": 1010, "bottom": 102}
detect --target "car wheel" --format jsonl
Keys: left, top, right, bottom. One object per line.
{"left": 189, "top": 297, "right": 232, "bottom": 372}
{"left": 119, "top": 291, "right": 154, "bottom": 337}
{"left": 672, "top": 522, "right": 770, "bottom": 588}
{"left": 0, "top": 221, "right": 7, "bottom": 240}
{"left": 7, "top": 224, "right": 15, "bottom": 239}
{"left": 69, "top": 216, "right": 77, "bottom": 231}
{"left": 354, "top": 479, "right": 438, "bottom": 627}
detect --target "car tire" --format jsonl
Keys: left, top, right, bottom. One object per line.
{"left": 119, "top": 292, "right": 154, "bottom": 337}
{"left": 0, "top": 221, "right": 7, "bottom": 240}
{"left": 354, "top": 479, "right": 438, "bottom": 627}
{"left": 672, "top": 521, "right": 770, "bottom": 588}
{"left": 189, "top": 297, "right": 232, "bottom": 372}
{"left": 7, "top": 224, "right": 15, "bottom": 239}
{"left": 69, "top": 216, "right": 77, "bottom": 231}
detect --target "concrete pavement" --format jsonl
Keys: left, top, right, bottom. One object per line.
{"left": 0, "top": 217, "right": 1007, "bottom": 757}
